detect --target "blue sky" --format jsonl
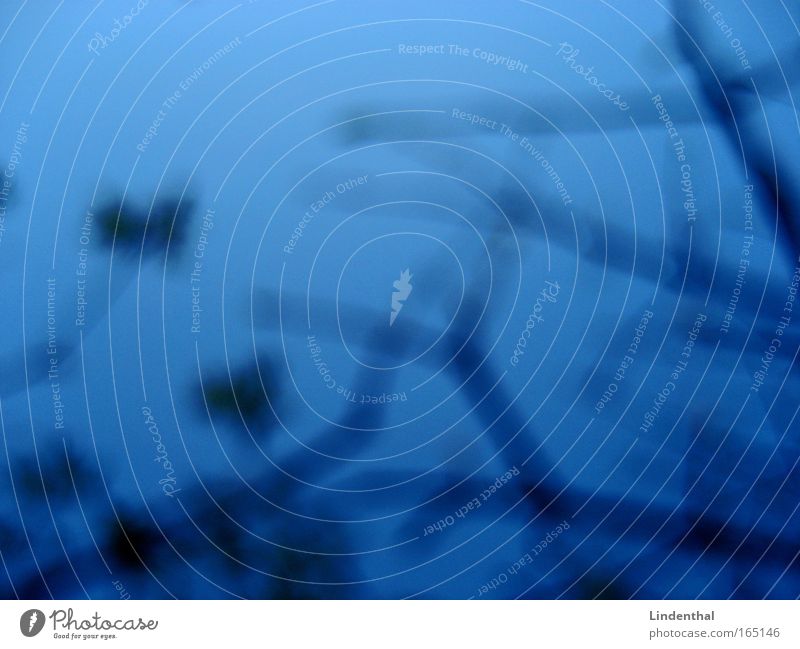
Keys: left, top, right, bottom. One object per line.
{"left": 0, "top": 0, "right": 799, "bottom": 599}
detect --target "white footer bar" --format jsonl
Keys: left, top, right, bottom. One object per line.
{"left": 1, "top": 600, "right": 796, "bottom": 647}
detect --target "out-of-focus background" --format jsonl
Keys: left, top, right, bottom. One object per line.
{"left": 0, "top": 0, "right": 799, "bottom": 599}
